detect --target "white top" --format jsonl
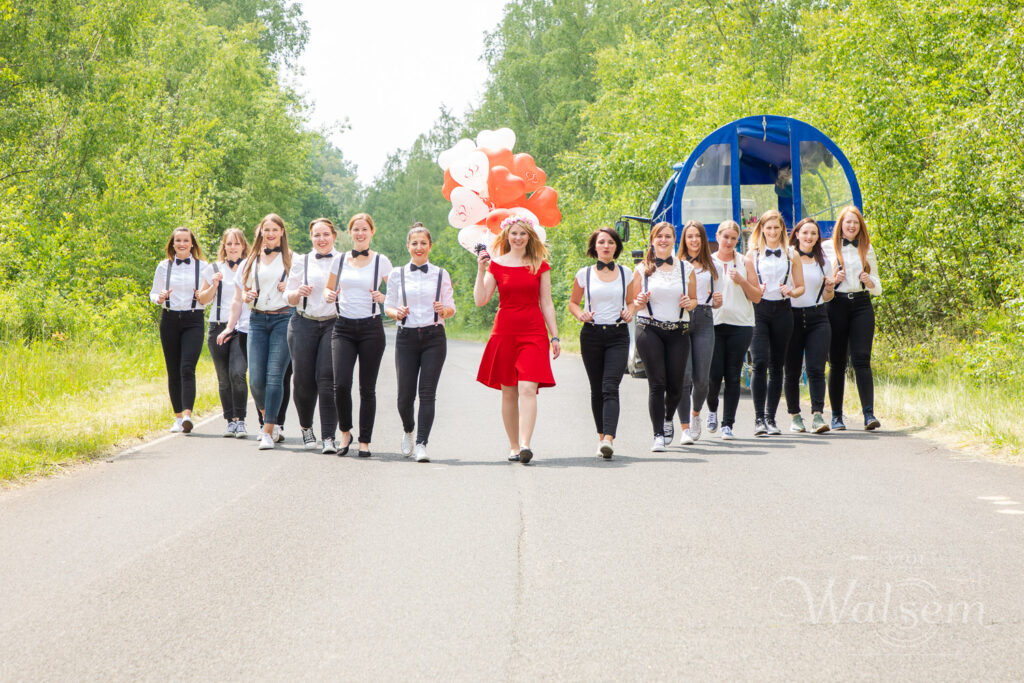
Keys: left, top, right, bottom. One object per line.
{"left": 641, "top": 260, "right": 691, "bottom": 323}
{"left": 286, "top": 250, "right": 340, "bottom": 318}
{"left": 202, "top": 262, "right": 250, "bottom": 332}
{"left": 690, "top": 261, "right": 717, "bottom": 306}
{"left": 791, "top": 257, "right": 828, "bottom": 308}
{"left": 335, "top": 252, "right": 393, "bottom": 319}
{"left": 575, "top": 264, "right": 632, "bottom": 325}
{"left": 823, "top": 241, "right": 882, "bottom": 295}
{"left": 384, "top": 262, "right": 456, "bottom": 328}
{"left": 752, "top": 249, "right": 791, "bottom": 301}
{"left": 711, "top": 253, "right": 754, "bottom": 327}
{"left": 244, "top": 253, "right": 290, "bottom": 312}
{"left": 150, "top": 257, "right": 208, "bottom": 312}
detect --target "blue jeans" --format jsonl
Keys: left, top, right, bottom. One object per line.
{"left": 248, "top": 309, "right": 294, "bottom": 426}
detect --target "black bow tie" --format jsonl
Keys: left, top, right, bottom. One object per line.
{"left": 226, "top": 258, "right": 242, "bottom": 268}
{"left": 842, "top": 238, "right": 859, "bottom": 248}
{"left": 315, "top": 252, "right": 333, "bottom": 259}
{"left": 409, "top": 263, "right": 428, "bottom": 273}
{"left": 351, "top": 249, "right": 369, "bottom": 258}
{"left": 686, "top": 255, "right": 697, "bottom": 263}
{"left": 264, "top": 246, "right": 281, "bottom": 255}
{"left": 175, "top": 257, "right": 191, "bottom": 265}
{"left": 595, "top": 260, "right": 614, "bottom": 270}
{"left": 797, "top": 248, "right": 814, "bottom": 258}
{"left": 765, "top": 249, "right": 782, "bottom": 258}
{"left": 654, "top": 256, "right": 673, "bottom": 267}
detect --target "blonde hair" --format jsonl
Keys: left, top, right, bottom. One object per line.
{"left": 832, "top": 206, "right": 870, "bottom": 274}
{"left": 164, "top": 226, "right": 204, "bottom": 261}
{"left": 217, "top": 228, "right": 250, "bottom": 262}
{"left": 676, "top": 220, "right": 717, "bottom": 280}
{"left": 749, "top": 210, "right": 789, "bottom": 254}
{"left": 492, "top": 218, "right": 548, "bottom": 274}
{"left": 642, "top": 221, "right": 676, "bottom": 276}
{"left": 242, "top": 213, "right": 292, "bottom": 284}
{"left": 716, "top": 220, "right": 741, "bottom": 241}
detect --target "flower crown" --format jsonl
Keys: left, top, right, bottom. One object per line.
{"left": 499, "top": 214, "right": 537, "bottom": 232}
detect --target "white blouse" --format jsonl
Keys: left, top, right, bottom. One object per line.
{"left": 575, "top": 264, "right": 632, "bottom": 325}
{"left": 384, "top": 262, "right": 456, "bottom": 328}
{"left": 244, "top": 253, "right": 290, "bottom": 312}
{"left": 334, "top": 252, "right": 393, "bottom": 319}
{"left": 691, "top": 263, "right": 717, "bottom": 306}
{"left": 752, "top": 249, "right": 792, "bottom": 301}
{"left": 150, "top": 257, "right": 208, "bottom": 312}
{"left": 640, "top": 260, "right": 692, "bottom": 323}
{"left": 286, "top": 250, "right": 340, "bottom": 319}
{"left": 202, "top": 261, "right": 250, "bottom": 332}
{"left": 791, "top": 257, "right": 828, "bottom": 309}
{"left": 711, "top": 253, "right": 755, "bottom": 327}
{"left": 823, "top": 241, "right": 882, "bottom": 295}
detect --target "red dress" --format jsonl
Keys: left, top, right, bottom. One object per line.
{"left": 476, "top": 260, "right": 556, "bottom": 390}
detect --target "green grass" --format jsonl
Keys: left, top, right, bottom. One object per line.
{"left": 0, "top": 338, "right": 220, "bottom": 482}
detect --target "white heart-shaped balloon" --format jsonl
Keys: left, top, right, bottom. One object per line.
{"left": 476, "top": 127, "right": 516, "bottom": 152}
{"left": 449, "top": 150, "right": 489, "bottom": 195}
{"left": 457, "top": 225, "right": 496, "bottom": 255}
{"left": 437, "top": 138, "right": 476, "bottom": 171}
{"left": 448, "top": 186, "right": 490, "bottom": 229}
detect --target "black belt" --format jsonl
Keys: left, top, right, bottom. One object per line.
{"left": 584, "top": 321, "right": 627, "bottom": 329}
{"left": 835, "top": 290, "right": 871, "bottom": 300}
{"left": 793, "top": 303, "right": 827, "bottom": 310}
{"left": 636, "top": 316, "right": 688, "bottom": 331}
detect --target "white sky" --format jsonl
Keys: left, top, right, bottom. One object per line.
{"left": 291, "top": 0, "right": 510, "bottom": 185}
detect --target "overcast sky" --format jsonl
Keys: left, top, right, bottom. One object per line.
{"left": 290, "top": 0, "right": 510, "bottom": 185}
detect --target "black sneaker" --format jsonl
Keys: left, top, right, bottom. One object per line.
{"left": 765, "top": 418, "right": 781, "bottom": 436}
{"left": 754, "top": 418, "right": 767, "bottom": 437}
{"left": 301, "top": 427, "right": 317, "bottom": 450}
{"left": 831, "top": 414, "right": 847, "bottom": 431}
{"left": 864, "top": 414, "right": 881, "bottom": 431}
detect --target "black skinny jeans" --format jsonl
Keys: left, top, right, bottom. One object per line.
{"left": 208, "top": 322, "right": 248, "bottom": 421}
{"left": 707, "top": 324, "right": 753, "bottom": 429}
{"left": 784, "top": 305, "right": 831, "bottom": 415}
{"left": 396, "top": 325, "right": 447, "bottom": 445}
{"left": 751, "top": 299, "right": 793, "bottom": 421}
{"left": 678, "top": 305, "right": 714, "bottom": 422}
{"left": 579, "top": 323, "right": 629, "bottom": 438}
{"left": 827, "top": 293, "right": 875, "bottom": 416}
{"left": 635, "top": 322, "right": 690, "bottom": 437}
{"left": 243, "top": 341, "right": 290, "bottom": 427}
{"left": 332, "top": 315, "right": 386, "bottom": 443}
{"left": 159, "top": 310, "right": 205, "bottom": 413}
{"left": 288, "top": 314, "right": 338, "bottom": 438}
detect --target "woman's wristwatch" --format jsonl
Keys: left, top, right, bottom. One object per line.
{"left": 550, "top": 336, "right": 560, "bottom": 343}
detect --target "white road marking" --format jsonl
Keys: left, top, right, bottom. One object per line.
{"left": 997, "top": 509, "right": 1024, "bottom": 515}
{"left": 977, "top": 496, "right": 1010, "bottom": 500}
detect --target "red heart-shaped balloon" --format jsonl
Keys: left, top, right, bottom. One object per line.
{"left": 479, "top": 147, "right": 514, "bottom": 173}
{"left": 485, "top": 208, "right": 515, "bottom": 234}
{"left": 512, "top": 153, "right": 547, "bottom": 193}
{"left": 487, "top": 166, "right": 527, "bottom": 208}
{"left": 442, "top": 168, "right": 458, "bottom": 201}
{"left": 524, "top": 186, "right": 561, "bottom": 227}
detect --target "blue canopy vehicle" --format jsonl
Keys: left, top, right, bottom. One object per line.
{"left": 618, "top": 115, "right": 862, "bottom": 376}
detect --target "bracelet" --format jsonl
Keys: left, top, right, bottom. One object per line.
{"left": 550, "top": 336, "right": 560, "bottom": 343}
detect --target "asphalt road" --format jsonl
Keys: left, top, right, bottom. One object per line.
{"left": 2, "top": 330, "right": 1024, "bottom": 680}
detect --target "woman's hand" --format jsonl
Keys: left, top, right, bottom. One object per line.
{"left": 297, "top": 284, "right": 313, "bottom": 297}
{"left": 858, "top": 271, "right": 872, "bottom": 286}
{"left": 158, "top": 289, "right": 172, "bottom": 304}
{"left": 577, "top": 310, "right": 595, "bottom": 323}
{"left": 728, "top": 267, "right": 743, "bottom": 284}
{"left": 395, "top": 305, "right": 410, "bottom": 320}
{"left": 619, "top": 308, "right": 634, "bottom": 322}
{"left": 477, "top": 250, "right": 490, "bottom": 273}
{"left": 780, "top": 284, "right": 794, "bottom": 298}
{"left": 276, "top": 280, "right": 286, "bottom": 293}
{"left": 216, "top": 328, "right": 234, "bottom": 345}
{"left": 244, "top": 288, "right": 257, "bottom": 303}
{"left": 370, "top": 289, "right": 385, "bottom": 304}
{"left": 834, "top": 265, "right": 846, "bottom": 283}
{"left": 712, "top": 291, "right": 723, "bottom": 308}
{"left": 550, "top": 338, "right": 561, "bottom": 360}
{"left": 824, "top": 274, "right": 836, "bottom": 290}
{"left": 634, "top": 291, "right": 651, "bottom": 308}
{"left": 680, "top": 293, "right": 697, "bottom": 311}
{"left": 211, "top": 271, "right": 224, "bottom": 284}
{"left": 325, "top": 288, "right": 338, "bottom": 303}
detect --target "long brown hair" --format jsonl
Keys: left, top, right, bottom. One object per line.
{"left": 749, "top": 210, "right": 789, "bottom": 255}
{"left": 492, "top": 218, "right": 548, "bottom": 274}
{"left": 242, "top": 213, "right": 292, "bottom": 284}
{"left": 832, "top": 206, "right": 870, "bottom": 274}
{"left": 791, "top": 218, "right": 825, "bottom": 267}
{"left": 164, "top": 226, "right": 203, "bottom": 260}
{"left": 643, "top": 221, "right": 676, "bottom": 276}
{"left": 216, "top": 228, "right": 250, "bottom": 263}
{"left": 676, "top": 220, "right": 717, "bottom": 279}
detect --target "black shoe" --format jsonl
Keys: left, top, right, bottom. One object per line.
{"left": 864, "top": 414, "right": 881, "bottom": 431}
{"left": 519, "top": 447, "right": 533, "bottom": 465}
{"left": 508, "top": 452, "right": 521, "bottom": 462}
{"left": 337, "top": 435, "right": 352, "bottom": 456}
{"left": 831, "top": 414, "right": 847, "bottom": 431}
{"left": 357, "top": 449, "right": 371, "bottom": 458}
{"left": 754, "top": 418, "right": 767, "bottom": 437}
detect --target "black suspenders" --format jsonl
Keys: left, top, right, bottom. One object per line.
{"left": 400, "top": 265, "right": 446, "bottom": 326}
{"left": 334, "top": 255, "right": 345, "bottom": 316}
{"left": 587, "top": 265, "right": 628, "bottom": 323}
{"left": 433, "top": 269, "right": 443, "bottom": 324}
{"left": 302, "top": 254, "right": 309, "bottom": 311}
{"left": 212, "top": 263, "right": 222, "bottom": 320}
{"left": 371, "top": 254, "right": 381, "bottom": 317}
{"left": 399, "top": 267, "right": 408, "bottom": 326}
{"left": 164, "top": 259, "right": 172, "bottom": 309}
{"left": 164, "top": 258, "right": 200, "bottom": 310}
{"left": 254, "top": 256, "right": 286, "bottom": 309}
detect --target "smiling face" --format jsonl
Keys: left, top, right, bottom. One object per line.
{"left": 350, "top": 218, "right": 373, "bottom": 248}
{"left": 797, "top": 222, "right": 820, "bottom": 252}
{"left": 223, "top": 233, "right": 244, "bottom": 260}
{"left": 261, "top": 221, "right": 282, "bottom": 248}
{"left": 652, "top": 225, "right": 675, "bottom": 255}
{"left": 761, "top": 218, "right": 783, "bottom": 247}
{"left": 311, "top": 223, "right": 336, "bottom": 255}
{"left": 173, "top": 230, "right": 193, "bottom": 257}
{"left": 507, "top": 224, "right": 530, "bottom": 252}
{"left": 407, "top": 232, "right": 431, "bottom": 262}
{"left": 841, "top": 212, "right": 861, "bottom": 240}
{"left": 595, "top": 231, "right": 617, "bottom": 261}
{"left": 717, "top": 226, "right": 739, "bottom": 253}
{"left": 684, "top": 226, "right": 702, "bottom": 256}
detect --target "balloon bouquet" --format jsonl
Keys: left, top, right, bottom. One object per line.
{"left": 439, "top": 127, "right": 561, "bottom": 255}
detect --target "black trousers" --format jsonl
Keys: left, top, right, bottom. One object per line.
{"left": 159, "top": 310, "right": 205, "bottom": 413}
{"left": 784, "top": 305, "right": 831, "bottom": 415}
{"left": 751, "top": 299, "right": 793, "bottom": 421}
{"left": 579, "top": 323, "right": 629, "bottom": 438}
{"left": 332, "top": 315, "right": 386, "bottom": 443}
{"left": 243, "top": 341, "right": 290, "bottom": 426}
{"left": 396, "top": 325, "right": 447, "bottom": 445}
{"left": 707, "top": 324, "right": 753, "bottom": 428}
{"left": 288, "top": 314, "right": 338, "bottom": 438}
{"left": 208, "top": 322, "right": 248, "bottom": 421}
{"left": 635, "top": 322, "right": 689, "bottom": 437}
{"left": 827, "top": 293, "right": 875, "bottom": 415}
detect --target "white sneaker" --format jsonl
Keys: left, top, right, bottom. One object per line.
{"left": 689, "top": 416, "right": 702, "bottom": 441}
{"left": 721, "top": 425, "right": 735, "bottom": 440}
{"left": 599, "top": 438, "right": 613, "bottom": 459}
{"left": 301, "top": 427, "right": 317, "bottom": 450}
{"left": 662, "top": 421, "right": 674, "bottom": 444}
{"left": 651, "top": 435, "right": 666, "bottom": 452}
{"left": 223, "top": 421, "right": 237, "bottom": 437}
{"left": 181, "top": 415, "right": 193, "bottom": 433}
{"left": 322, "top": 437, "right": 337, "bottom": 455}
{"left": 272, "top": 424, "right": 284, "bottom": 443}
{"left": 595, "top": 440, "right": 605, "bottom": 457}
{"left": 679, "top": 428, "right": 694, "bottom": 445}
{"left": 235, "top": 422, "right": 248, "bottom": 439}
{"left": 401, "top": 432, "right": 415, "bottom": 457}
{"left": 170, "top": 417, "right": 184, "bottom": 433}
{"left": 707, "top": 412, "right": 719, "bottom": 433}
{"left": 414, "top": 443, "right": 429, "bottom": 462}
{"left": 258, "top": 432, "right": 274, "bottom": 450}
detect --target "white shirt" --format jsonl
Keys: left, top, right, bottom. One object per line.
{"left": 286, "top": 250, "right": 340, "bottom": 318}
{"left": 641, "top": 260, "right": 692, "bottom": 322}
{"left": 824, "top": 240, "right": 882, "bottom": 295}
{"left": 752, "top": 249, "right": 792, "bottom": 301}
{"left": 334, "top": 252, "right": 393, "bottom": 319}
{"left": 150, "top": 257, "right": 208, "bottom": 312}
{"left": 711, "top": 253, "right": 755, "bottom": 327}
{"left": 202, "top": 261, "right": 250, "bottom": 332}
{"left": 575, "top": 264, "right": 632, "bottom": 325}
{"left": 244, "top": 253, "right": 290, "bottom": 312}
{"left": 687, "top": 260, "right": 717, "bottom": 306}
{"left": 384, "top": 262, "right": 456, "bottom": 328}
{"left": 791, "top": 257, "right": 828, "bottom": 308}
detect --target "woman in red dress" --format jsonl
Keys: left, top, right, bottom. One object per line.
{"left": 474, "top": 216, "right": 560, "bottom": 464}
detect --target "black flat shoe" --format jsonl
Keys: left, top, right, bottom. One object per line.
{"left": 337, "top": 435, "right": 352, "bottom": 456}
{"left": 519, "top": 447, "right": 533, "bottom": 465}
{"left": 507, "top": 452, "right": 520, "bottom": 462}
{"left": 357, "top": 449, "right": 371, "bottom": 458}
{"left": 864, "top": 414, "right": 881, "bottom": 431}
